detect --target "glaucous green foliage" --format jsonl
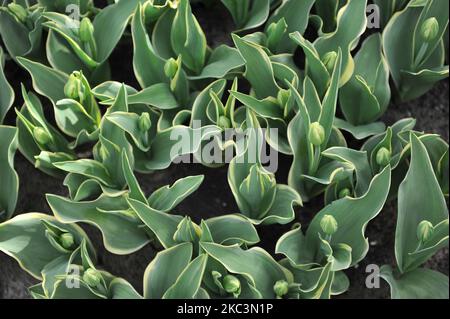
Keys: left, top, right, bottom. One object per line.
{"left": 0, "top": 0, "right": 448, "bottom": 300}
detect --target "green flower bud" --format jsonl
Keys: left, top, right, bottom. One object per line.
{"left": 266, "top": 19, "right": 287, "bottom": 50}
{"left": 83, "top": 268, "right": 102, "bottom": 287}
{"left": 273, "top": 280, "right": 289, "bottom": 298}
{"left": 8, "top": 3, "right": 28, "bottom": 23}
{"left": 223, "top": 275, "right": 241, "bottom": 296}
{"left": 309, "top": 122, "right": 325, "bottom": 146}
{"left": 320, "top": 214, "right": 338, "bottom": 236}
{"left": 64, "top": 74, "right": 81, "bottom": 99}
{"left": 98, "top": 145, "right": 109, "bottom": 161}
{"left": 420, "top": 18, "right": 439, "bottom": 43}
{"left": 376, "top": 147, "right": 391, "bottom": 166}
{"left": 138, "top": 112, "right": 152, "bottom": 132}
{"left": 322, "top": 51, "right": 338, "bottom": 74}
{"left": 173, "top": 217, "right": 201, "bottom": 243}
{"left": 59, "top": 232, "right": 75, "bottom": 249}
{"left": 239, "top": 164, "right": 277, "bottom": 217}
{"left": 338, "top": 188, "right": 351, "bottom": 199}
{"left": 79, "top": 17, "right": 95, "bottom": 43}
{"left": 218, "top": 116, "right": 231, "bottom": 129}
{"left": 164, "top": 58, "right": 179, "bottom": 78}
{"left": 33, "top": 127, "right": 52, "bottom": 145}
{"left": 277, "top": 89, "right": 290, "bottom": 107}
{"left": 417, "top": 220, "right": 434, "bottom": 243}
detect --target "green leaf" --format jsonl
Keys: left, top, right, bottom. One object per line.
{"left": 131, "top": 3, "right": 167, "bottom": 88}
{"left": 204, "top": 215, "right": 260, "bottom": 246}
{"left": 266, "top": 0, "right": 315, "bottom": 53}
{"left": 314, "top": 0, "right": 368, "bottom": 86}
{"left": 148, "top": 175, "right": 204, "bottom": 212}
{"left": 127, "top": 198, "right": 183, "bottom": 249}
{"left": 221, "top": 0, "right": 270, "bottom": 31}
{"left": 53, "top": 159, "right": 114, "bottom": 187}
{"left": 381, "top": 266, "right": 449, "bottom": 299}
{"left": 395, "top": 134, "right": 449, "bottom": 273}
{"left": 0, "top": 47, "right": 15, "bottom": 123}
{"left": 46, "top": 194, "right": 150, "bottom": 255}
{"left": 201, "top": 242, "right": 290, "bottom": 298}
{"left": 0, "top": 9, "right": 44, "bottom": 59}
{"left": 171, "top": 0, "right": 207, "bottom": 74}
{"left": 0, "top": 213, "right": 93, "bottom": 279}
{"left": 339, "top": 33, "right": 391, "bottom": 125}
{"left": 0, "top": 126, "right": 19, "bottom": 221}
{"left": 143, "top": 243, "right": 193, "bottom": 299}
{"left": 102, "top": 83, "right": 179, "bottom": 110}
{"left": 232, "top": 34, "right": 279, "bottom": 99}
{"left": 189, "top": 45, "right": 244, "bottom": 80}
{"left": 93, "top": 0, "right": 145, "bottom": 63}
{"left": 17, "top": 57, "right": 68, "bottom": 105}
{"left": 163, "top": 254, "right": 208, "bottom": 299}
{"left": 334, "top": 118, "right": 386, "bottom": 140}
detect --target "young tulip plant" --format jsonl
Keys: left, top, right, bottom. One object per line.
{"left": 0, "top": 0, "right": 448, "bottom": 299}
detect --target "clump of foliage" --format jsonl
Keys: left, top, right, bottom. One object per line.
{"left": 0, "top": 0, "right": 448, "bottom": 299}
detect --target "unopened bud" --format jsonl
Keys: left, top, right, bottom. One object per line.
{"left": 322, "top": 51, "right": 338, "bottom": 74}
{"left": 59, "top": 233, "right": 75, "bottom": 249}
{"left": 223, "top": 275, "right": 241, "bottom": 296}
{"left": 8, "top": 3, "right": 28, "bottom": 23}
{"left": 83, "top": 268, "right": 102, "bottom": 287}
{"left": 420, "top": 17, "right": 439, "bottom": 43}
{"left": 339, "top": 188, "right": 351, "bottom": 199}
{"left": 138, "top": 112, "right": 151, "bottom": 132}
{"left": 320, "top": 214, "right": 338, "bottom": 236}
{"left": 79, "top": 17, "right": 95, "bottom": 43}
{"left": 33, "top": 127, "right": 52, "bottom": 145}
{"left": 218, "top": 116, "right": 231, "bottom": 129}
{"left": 99, "top": 145, "right": 109, "bottom": 161}
{"left": 417, "top": 220, "right": 434, "bottom": 243}
{"left": 164, "top": 58, "right": 179, "bottom": 78}
{"left": 277, "top": 89, "right": 290, "bottom": 107}
{"left": 309, "top": 122, "right": 325, "bottom": 146}
{"left": 64, "top": 74, "right": 81, "bottom": 99}
{"left": 273, "top": 280, "right": 289, "bottom": 298}
{"left": 376, "top": 147, "right": 391, "bottom": 166}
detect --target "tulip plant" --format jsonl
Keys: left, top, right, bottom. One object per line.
{"left": 0, "top": 0, "right": 448, "bottom": 300}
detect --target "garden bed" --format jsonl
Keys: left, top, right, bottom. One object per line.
{"left": 0, "top": 0, "right": 448, "bottom": 299}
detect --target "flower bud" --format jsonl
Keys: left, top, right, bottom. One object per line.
{"left": 420, "top": 17, "right": 439, "bottom": 43}
{"left": 138, "top": 112, "right": 152, "bottom": 132}
{"left": 99, "top": 145, "right": 109, "bottom": 161}
{"left": 83, "top": 268, "right": 102, "bottom": 287}
{"left": 223, "top": 275, "right": 241, "bottom": 296}
{"left": 173, "top": 217, "right": 201, "bottom": 243}
{"left": 64, "top": 74, "right": 81, "bottom": 99}
{"left": 320, "top": 214, "right": 338, "bottom": 236}
{"left": 59, "top": 232, "right": 75, "bottom": 249}
{"left": 239, "top": 164, "right": 277, "bottom": 216}
{"left": 79, "top": 17, "right": 95, "bottom": 43}
{"left": 218, "top": 116, "right": 231, "bottom": 129}
{"left": 376, "top": 147, "right": 391, "bottom": 166}
{"left": 8, "top": 3, "right": 28, "bottom": 23}
{"left": 164, "top": 58, "right": 179, "bottom": 78}
{"left": 417, "top": 220, "right": 434, "bottom": 243}
{"left": 309, "top": 122, "right": 325, "bottom": 146}
{"left": 338, "top": 188, "right": 351, "bottom": 199}
{"left": 33, "top": 127, "right": 52, "bottom": 145}
{"left": 322, "top": 51, "right": 338, "bottom": 74}
{"left": 273, "top": 280, "right": 289, "bottom": 298}
{"left": 266, "top": 19, "right": 287, "bottom": 50}
{"left": 277, "top": 89, "right": 290, "bottom": 107}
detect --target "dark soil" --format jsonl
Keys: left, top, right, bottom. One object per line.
{"left": 0, "top": 2, "right": 448, "bottom": 299}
